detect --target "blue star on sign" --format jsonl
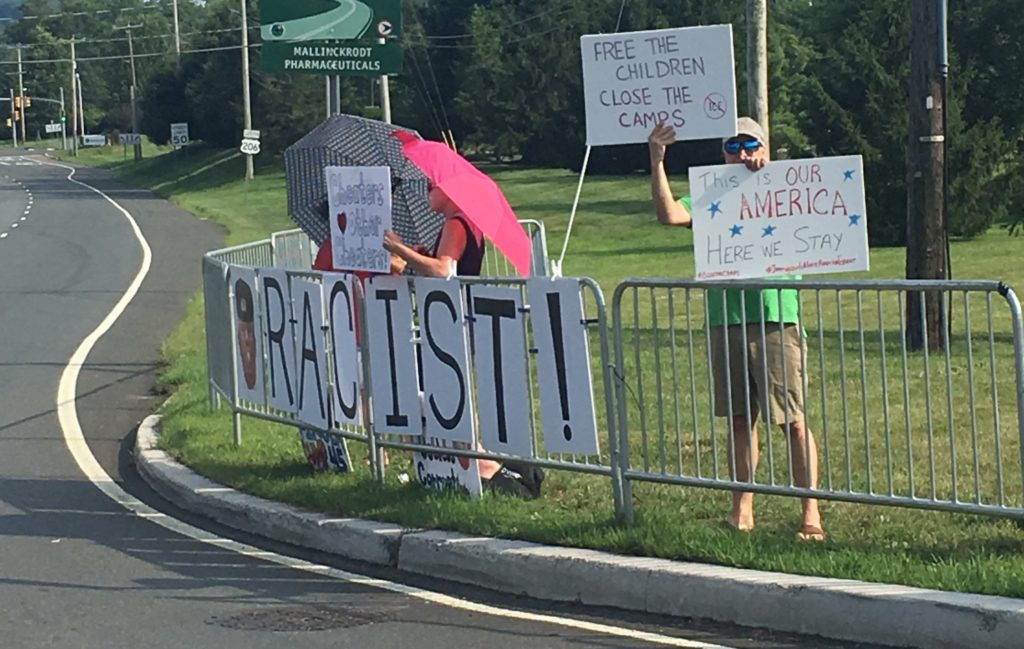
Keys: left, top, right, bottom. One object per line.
{"left": 843, "top": 170, "right": 855, "bottom": 181}
{"left": 708, "top": 201, "right": 722, "bottom": 217}
{"left": 730, "top": 224, "right": 743, "bottom": 237}
{"left": 762, "top": 225, "right": 777, "bottom": 237}
{"left": 849, "top": 214, "right": 861, "bottom": 226}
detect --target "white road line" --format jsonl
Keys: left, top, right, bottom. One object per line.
{"left": 20, "top": 216, "right": 26, "bottom": 221}
{"left": 11, "top": 223, "right": 18, "bottom": 228}
{"left": 41, "top": 161, "right": 733, "bottom": 649}
{"left": 0, "top": 232, "right": 7, "bottom": 239}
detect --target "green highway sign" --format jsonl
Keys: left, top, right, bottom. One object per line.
{"left": 262, "top": 40, "right": 402, "bottom": 76}
{"left": 259, "top": 0, "right": 402, "bottom": 41}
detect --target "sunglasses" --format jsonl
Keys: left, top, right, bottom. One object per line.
{"left": 723, "top": 139, "right": 762, "bottom": 155}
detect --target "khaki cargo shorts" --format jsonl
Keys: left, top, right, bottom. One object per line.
{"left": 708, "top": 323, "right": 807, "bottom": 425}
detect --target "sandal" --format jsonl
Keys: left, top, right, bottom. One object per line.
{"left": 796, "top": 524, "right": 826, "bottom": 542}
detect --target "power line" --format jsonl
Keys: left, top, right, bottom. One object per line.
{"left": 422, "top": 6, "right": 576, "bottom": 40}
{"left": 0, "top": 42, "right": 262, "bottom": 66}
{"left": 0, "top": 5, "right": 161, "bottom": 23}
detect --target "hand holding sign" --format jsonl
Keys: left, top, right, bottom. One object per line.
{"left": 689, "top": 155, "right": 870, "bottom": 280}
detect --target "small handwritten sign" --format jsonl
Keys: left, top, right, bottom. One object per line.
{"left": 325, "top": 165, "right": 392, "bottom": 273}
{"left": 580, "top": 25, "right": 737, "bottom": 146}
{"left": 689, "top": 155, "right": 869, "bottom": 280}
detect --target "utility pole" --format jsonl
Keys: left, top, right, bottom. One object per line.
{"left": 77, "top": 73, "right": 85, "bottom": 141}
{"left": 9, "top": 89, "right": 17, "bottom": 148}
{"left": 172, "top": 0, "right": 182, "bottom": 71}
{"left": 379, "top": 39, "right": 391, "bottom": 123}
{"left": 114, "top": 23, "right": 143, "bottom": 161}
{"left": 906, "top": 0, "right": 948, "bottom": 351}
{"left": 59, "top": 86, "right": 67, "bottom": 151}
{"left": 240, "top": 0, "right": 254, "bottom": 181}
{"left": 16, "top": 46, "right": 26, "bottom": 145}
{"left": 69, "top": 37, "right": 77, "bottom": 155}
{"left": 746, "top": 0, "right": 769, "bottom": 149}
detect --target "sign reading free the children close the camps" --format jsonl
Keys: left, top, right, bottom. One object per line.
{"left": 580, "top": 25, "right": 737, "bottom": 146}
{"left": 325, "top": 165, "right": 392, "bottom": 273}
{"left": 689, "top": 155, "right": 869, "bottom": 280}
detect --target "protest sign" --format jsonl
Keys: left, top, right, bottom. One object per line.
{"left": 325, "top": 166, "right": 392, "bottom": 273}
{"left": 527, "top": 278, "right": 600, "bottom": 456}
{"left": 580, "top": 25, "right": 737, "bottom": 146}
{"left": 229, "top": 267, "right": 265, "bottom": 406}
{"left": 413, "top": 438, "right": 482, "bottom": 498}
{"left": 689, "top": 155, "right": 869, "bottom": 280}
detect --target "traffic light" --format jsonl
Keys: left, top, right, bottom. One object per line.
{"left": 13, "top": 109, "right": 20, "bottom": 122}
{"left": 5, "top": 118, "right": 10, "bottom": 128}
{"left": 13, "top": 96, "right": 20, "bottom": 108}
{"left": 24, "top": 97, "right": 30, "bottom": 107}
{"left": 60, "top": 111, "right": 66, "bottom": 124}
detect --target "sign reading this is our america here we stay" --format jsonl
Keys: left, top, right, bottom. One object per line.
{"left": 689, "top": 155, "right": 870, "bottom": 280}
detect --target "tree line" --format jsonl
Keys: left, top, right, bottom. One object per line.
{"left": 1, "top": 0, "right": 1021, "bottom": 244}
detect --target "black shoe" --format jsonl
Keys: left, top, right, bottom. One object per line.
{"left": 484, "top": 466, "right": 538, "bottom": 500}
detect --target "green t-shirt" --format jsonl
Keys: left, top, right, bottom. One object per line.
{"left": 679, "top": 195, "right": 801, "bottom": 327}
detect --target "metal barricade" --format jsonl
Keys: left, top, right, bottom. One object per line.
{"left": 611, "top": 278, "right": 1024, "bottom": 522}
{"left": 481, "top": 219, "right": 550, "bottom": 277}
{"left": 271, "top": 228, "right": 317, "bottom": 270}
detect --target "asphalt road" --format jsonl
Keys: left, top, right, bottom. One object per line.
{"left": 0, "top": 150, "right": 886, "bottom": 649}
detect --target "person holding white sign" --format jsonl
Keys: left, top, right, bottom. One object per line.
{"left": 648, "top": 117, "right": 824, "bottom": 541}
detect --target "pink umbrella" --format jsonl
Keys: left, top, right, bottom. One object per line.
{"left": 393, "top": 131, "right": 532, "bottom": 276}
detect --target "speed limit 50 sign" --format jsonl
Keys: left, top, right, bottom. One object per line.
{"left": 170, "top": 123, "right": 190, "bottom": 147}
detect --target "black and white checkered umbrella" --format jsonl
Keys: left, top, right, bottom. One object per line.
{"left": 284, "top": 114, "right": 443, "bottom": 247}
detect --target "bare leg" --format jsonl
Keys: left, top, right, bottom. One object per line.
{"left": 786, "top": 420, "right": 822, "bottom": 532}
{"left": 728, "top": 415, "right": 758, "bottom": 530}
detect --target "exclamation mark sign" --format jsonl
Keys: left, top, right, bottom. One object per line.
{"left": 546, "top": 292, "right": 573, "bottom": 441}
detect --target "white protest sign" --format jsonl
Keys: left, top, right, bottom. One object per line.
{"left": 324, "top": 273, "right": 362, "bottom": 427}
{"left": 325, "top": 166, "right": 393, "bottom": 273}
{"left": 690, "top": 155, "right": 869, "bottom": 280}
{"left": 415, "top": 277, "right": 476, "bottom": 446}
{"left": 413, "top": 438, "right": 482, "bottom": 498}
{"left": 527, "top": 278, "right": 600, "bottom": 456}
{"left": 292, "top": 278, "right": 330, "bottom": 429}
{"left": 469, "top": 285, "right": 533, "bottom": 458}
{"left": 580, "top": 25, "right": 737, "bottom": 146}
{"left": 300, "top": 429, "right": 352, "bottom": 473}
{"left": 229, "top": 267, "right": 265, "bottom": 405}
{"left": 364, "top": 275, "right": 421, "bottom": 436}
{"left": 259, "top": 268, "right": 297, "bottom": 413}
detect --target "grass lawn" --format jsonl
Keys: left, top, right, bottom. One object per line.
{"left": 57, "top": 144, "right": 1024, "bottom": 599}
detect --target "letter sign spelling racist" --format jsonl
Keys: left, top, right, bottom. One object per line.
{"left": 415, "top": 277, "right": 476, "bottom": 446}
{"left": 324, "top": 273, "right": 362, "bottom": 427}
{"left": 259, "top": 268, "right": 298, "bottom": 413}
{"left": 292, "top": 277, "right": 330, "bottom": 430}
{"left": 364, "top": 275, "right": 421, "bottom": 436}
{"left": 527, "top": 278, "right": 600, "bottom": 456}
{"left": 230, "top": 267, "right": 266, "bottom": 405}
{"left": 469, "top": 285, "right": 533, "bottom": 458}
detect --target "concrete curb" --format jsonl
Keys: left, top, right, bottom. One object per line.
{"left": 135, "top": 415, "right": 1024, "bottom": 649}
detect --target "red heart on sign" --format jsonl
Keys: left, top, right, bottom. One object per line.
{"left": 336, "top": 212, "right": 347, "bottom": 234}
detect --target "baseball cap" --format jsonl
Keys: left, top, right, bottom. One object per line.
{"left": 724, "top": 116, "right": 767, "bottom": 143}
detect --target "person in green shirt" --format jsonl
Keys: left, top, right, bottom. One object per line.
{"left": 648, "top": 117, "right": 824, "bottom": 541}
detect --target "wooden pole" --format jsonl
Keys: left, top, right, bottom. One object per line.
{"left": 905, "top": 0, "right": 948, "bottom": 351}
